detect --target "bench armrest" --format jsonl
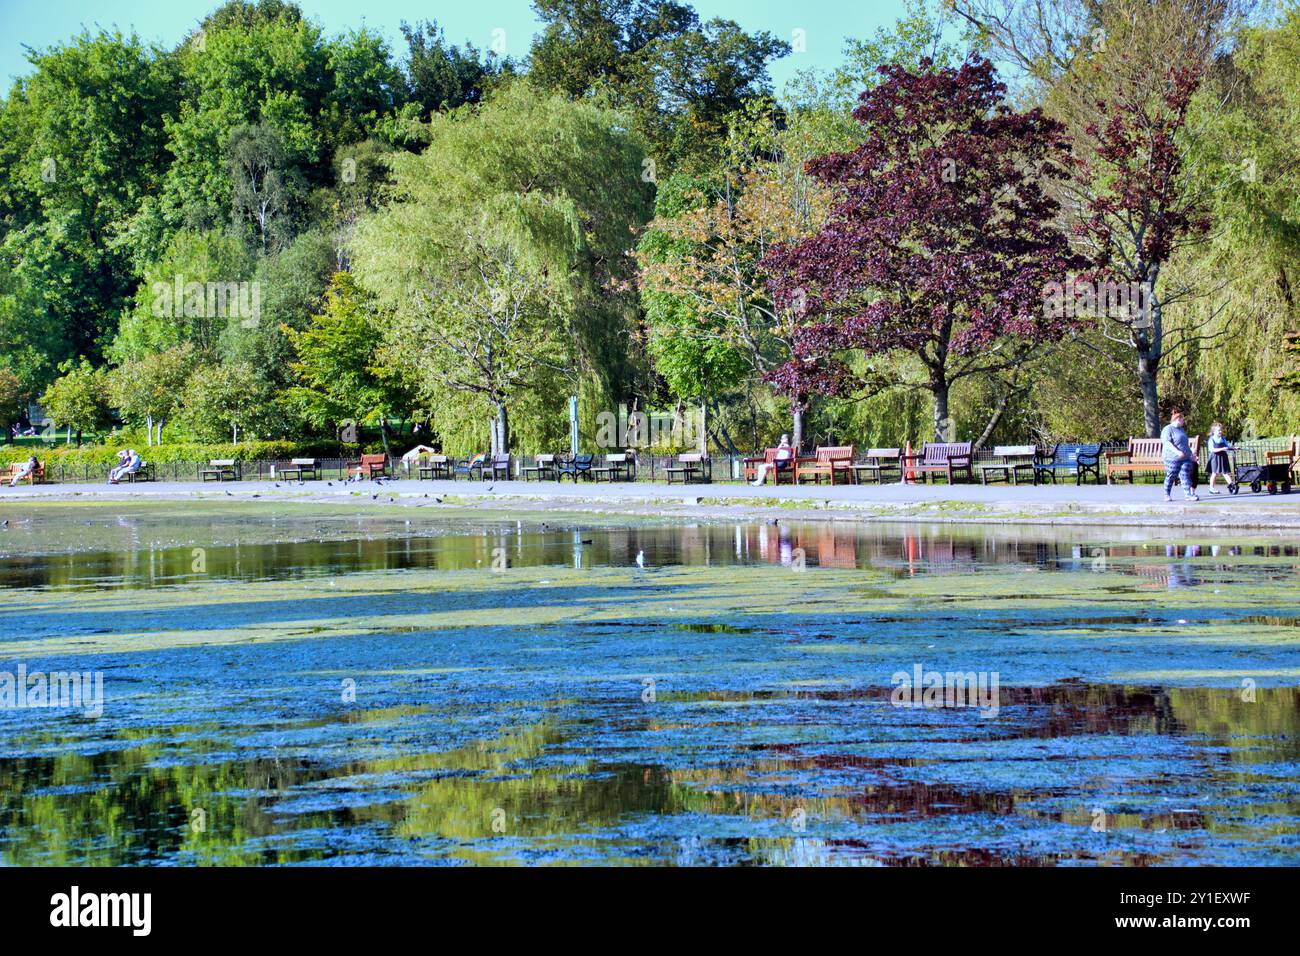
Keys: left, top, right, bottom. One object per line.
{"left": 947, "top": 454, "right": 972, "bottom": 467}
{"left": 1103, "top": 449, "right": 1131, "bottom": 461}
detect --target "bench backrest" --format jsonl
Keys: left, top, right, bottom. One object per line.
{"left": 491, "top": 453, "right": 510, "bottom": 465}
{"left": 360, "top": 454, "right": 386, "bottom": 466}
{"left": 291, "top": 458, "right": 318, "bottom": 465}
{"left": 677, "top": 452, "right": 704, "bottom": 463}
{"left": 534, "top": 454, "right": 555, "bottom": 464}
{"left": 605, "top": 453, "right": 630, "bottom": 463}
{"left": 865, "top": 448, "right": 900, "bottom": 460}
{"left": 210, "top": 458, "right": 236, "bottom": 466}
{"left": 813, "top": 445, "right": 854, "bottom": 463}
{"left": 1128, "top": 436, "right": 1199, "bottom": 461}
{"left": 993, "top": 444, "right": 1036, "bottom": 458}
{"left": 1051, "top": 443, "right": 1100, "bottom": 465}
{"left": 921, "top": 442, "right": 971, "bottom": 464}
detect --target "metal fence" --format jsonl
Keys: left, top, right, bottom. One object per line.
{"left": 17, "top": 436, "right": 1298, "bottom": 485}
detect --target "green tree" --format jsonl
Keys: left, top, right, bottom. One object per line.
{"left": 353, "top": 82, "right": 651, "bottom": 455}
{"left": 107, "top": 344, "right": 200, "bottom": 445}
{"left": 0, "top": 368, "right": 27, "bottom": 442}
{"left": 283, "top": 272, "right": 411, "bottom": 454}
{"left": 177, "top": 361, "right": 280, "bottom": 443}
{"left": 39, "top": 358, "right": 111, "bottom": 445}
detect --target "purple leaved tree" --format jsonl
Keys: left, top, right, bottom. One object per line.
{"left": 763, "top": 57, "right": 1088, "bottom": 443}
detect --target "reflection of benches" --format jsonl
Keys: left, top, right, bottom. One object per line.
{"left": 201, "top": 459, "right": 241, "bottom": 482}
{"left": 1033, "top": 443, "right": 1101, "bottom": 485}
{"left": 851, "top": 448, "right": 900, "bottom": 484}
{"left": 416, "top": 455, "right": 452, "bottom": 480}
{"left": 743, "top": 447, "right": 794, "bottom": 484}
{"left": 521, "top": 454, "right": 558, "bottom": 481}
{"left": 347, "top": 453, "right": 388, "bottom": 480}
{"left": 903, "top": 442, "right": 973, "bottom": 483}
{"left": 4, "top": 460, "right": 44, "bottom": 484}
{"left": 1106, "top": 437, "right": 1199, "bottom": 483}
{"left": 278, "top": 458, "right": 320, "bottom": 481}
{"left": 977, "top": 445, "right": 1037, "bottom": 485}
{"left": 592, "top": 452, "right": 635, "bottom": 482}
{"left": 796, "top": 445, "right": 855, "bottom": 485}
{"left": 664, "top": 452, "right": 711, "bottom": 484}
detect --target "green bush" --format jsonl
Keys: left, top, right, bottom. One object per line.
{"left": 0, "top": 440, "right": 351, "bottom": 469}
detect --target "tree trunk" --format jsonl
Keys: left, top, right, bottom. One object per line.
{"left": 146, "top": 415, "right": 153, "bottom": 447}
{"left": 1138, "top": 354, "right": 1160, "bottom": 438}
{"left": 931, "top": 378, "right": 952, "bottom": 441}
{"left": 156, "top": 419, "right": 164, "bottom": 445}
{"left": 791, "top": 406, "right": 804, "bottom": 454}
{"left": 379, "top": 420, "right": 391, "bottom": 459}
{"left": 491, "top": 403, "right": 509, "bottom": 456}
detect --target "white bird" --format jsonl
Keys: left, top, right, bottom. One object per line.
{"left": 635, "top": 550, "right": 645, "bottom": 569}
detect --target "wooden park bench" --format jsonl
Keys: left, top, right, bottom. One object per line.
{"left": 347, "top": 453, "right": 388, "bottom": 480}
{"left": 592, "top": 452, "right": 636, "bottom": 482}
{"left": 482, "top": 453, "right": 512, "bottom": 481}
{"left": 977, "top": 444, "right": 1038, "bottom": 485}
{"left": 521, "top": 454, "right": 558, "bottom": 481}
{"left": 1032, "top": 443, "right": 1102, "bottom": 485}
{"left": 902, "top": 442, "right": 973, "bottom": 483}
{"left": 201, "top": 459, "right": 242, "bottom": 482}
{"left": 416, "top": 455, "right": 453, "bottom": 480}
{"left": 1106, "top": 436, "right": 1200, "bottom": 483}
{"left": 663, "top": 452, "right": 711, "bottom": 484}
{"left": 851, "top": 448, "right": 900, "bottom": 484}
{"left": 743, "top": 446, "right": 795, "bottom": 484}
{"left": 795, "top": 445, "right": 855, "bottom": 485}
{"left": 277, "top": 458, "right": 320, "bottom": 481}
{"left": 124, "top": 461, "right": 155, "bottom": 482}
{"left": 4, "top": 459, "right": 45, "bottom": 484}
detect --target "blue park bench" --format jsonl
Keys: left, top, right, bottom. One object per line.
{"left": 1032, "top": 443, "right": 1102, "bottom": 485}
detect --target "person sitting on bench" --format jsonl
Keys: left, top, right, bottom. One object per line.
{"left": 9, "top": 456, "right": 38, "bottom": 487}
{"left": 109, "top": 448, "right": 142, "bottom": 484}
{"left": 751, "top": 435, "right": 793, "bottom": 486}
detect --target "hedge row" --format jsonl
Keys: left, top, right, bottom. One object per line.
{"left": 0, "top": 440, "right": 355, "bottom": 468}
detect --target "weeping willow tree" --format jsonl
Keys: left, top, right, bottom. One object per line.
{"left": 352, "top": 81, "right": 652, "bottom": 455}
{"left": 1165, "top": 6, "right": 1300, "bottom": 437}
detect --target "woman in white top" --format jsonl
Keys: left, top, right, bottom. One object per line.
{"left": 751, "top": 435, "right": 793, "bottom": 486}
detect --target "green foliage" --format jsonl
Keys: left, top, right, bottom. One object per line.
{"left": 106, "top": 343, "right": 201, "bottom": 436}
{"left": 0, "top": 368, "right": 27, "bottom": 433}
{"left": 177, "top": 361, "right": 284, "bottom": 442}
{"left": 283, "top": 272, "right": 411, "bottom": 433}
{"left": 39, "top": 358, "right": 112, "bottom": 442}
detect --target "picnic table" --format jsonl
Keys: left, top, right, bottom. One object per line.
{"left": 415, "top": 455, "right": 453, "bottom": 480}
{"left": 201, "top": 459, "right": 242, "bottom": 482}
{"left": 592, "top": 452, "right": 636, "bottom": 482}
{"left": 977, "top": 445, "right": 1037, "bottom": 485}
{"left": 277, "top": 458, "right": 320, "bottom": 481}
{"left": 663, "top": 452, "right": 711, "bottom": 484}
{"left": 521, "top": 454, "right": 559, "bottom": 481}
{"left": 851, "top": 448, "right": 900, "bottom": 484}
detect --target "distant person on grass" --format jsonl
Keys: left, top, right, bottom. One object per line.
{"left": 9, "top": 455, "right": 38, "bottom": 486}
{"left": 1161, "top": 410, "right": 1199, "bottom": 503}
{"left": 751, "top": 435, "right": 793, "bottom": 486}
{"left": 1206, "top": 422, "right": 1234, "bottom": 494}
{"left": 108, "top": 448, "right": 141, "bottom": 484}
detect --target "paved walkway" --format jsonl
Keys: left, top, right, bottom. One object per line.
{"left": 5, "top": 477, "right": 1300, "bottom": 528}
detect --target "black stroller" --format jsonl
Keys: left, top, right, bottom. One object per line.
{"left": 1226, "top": 448, "right": 1293, "bottom": 496}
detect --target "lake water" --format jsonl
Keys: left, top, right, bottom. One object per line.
{"left": 1, "top": 503, "right": 1297, "bottom": 866}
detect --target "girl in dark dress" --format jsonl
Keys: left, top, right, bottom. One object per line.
{"left": 1207, "top": 422, "right": 1232, "bottom": 494}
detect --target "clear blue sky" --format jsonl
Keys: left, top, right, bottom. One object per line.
{"left": 0, "top": 0, "right": 908, "bottom": 93}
